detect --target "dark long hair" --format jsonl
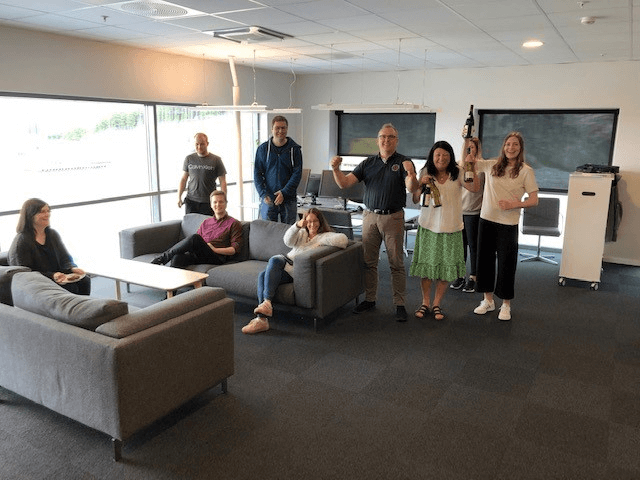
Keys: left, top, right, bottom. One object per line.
{"left": 420, "top": 140, "right": 459, "bottom": 181}
{"left": 16, "top": 198, "right": 48, "bottom": 237}
{"left": 493, "top": 131, "right": 526, "bottom": 178}
{"left": 304, "top": 208, "right": 333, "bottom": 234}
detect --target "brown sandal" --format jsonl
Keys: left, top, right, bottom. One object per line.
{"left": 432, "top": 306, "right": 445, "bottom": 321}
{"left": 414, "top": 304, "right": 430, "bottom": 318}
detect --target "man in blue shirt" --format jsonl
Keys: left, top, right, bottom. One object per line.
{"left": 254, "top": 116, "right": 303, "bottom": 224}
{"left": 331, "top": 123, "right": 418, "bottom": 321}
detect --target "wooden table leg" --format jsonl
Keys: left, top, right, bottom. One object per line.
{"left": 114, "top": 280, "right": 122, "bottom": 300}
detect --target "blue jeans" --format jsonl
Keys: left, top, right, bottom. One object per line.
{"left": 257, "top": 255, "right": 293, "bottom": 303}
{"left": 259, "top": 198, "right": 298, "bottom": 224}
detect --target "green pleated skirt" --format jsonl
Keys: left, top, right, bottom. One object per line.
{"left": 409, "top": 226, "right": 466, "bottom": 281}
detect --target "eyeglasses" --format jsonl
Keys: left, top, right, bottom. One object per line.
{"left": 378, "top": 135, "right": 397, "bottom": 140}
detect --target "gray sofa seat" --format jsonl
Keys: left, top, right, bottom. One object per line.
{"left": 119, "top": 216, "right": 365, "bottom": 327}
{"left": 0, "top": 266, "right": 234, "bottom": 461}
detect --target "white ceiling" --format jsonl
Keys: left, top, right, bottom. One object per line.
{"left": 1, "top": 0, "right": 638, "bottom": 74}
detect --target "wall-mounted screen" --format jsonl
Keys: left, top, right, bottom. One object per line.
{"left": 337, "top": 112, "right": 436, "bottom": 159}
{"left": 478, "top": 109, "right": 618, "bottom": 193}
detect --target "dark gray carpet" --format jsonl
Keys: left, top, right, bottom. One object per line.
{"left": 2, "top": 248, "right": 640, "bottom": 479}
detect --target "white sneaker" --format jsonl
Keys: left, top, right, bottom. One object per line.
{"left": 242, "top": 317, "right": 270, "bottom": 334}
{"left": 498, "top": 304, "right": 511, "bottom": 321}
{"left": 474, "top": 299, "right": 495, "bottom": 315}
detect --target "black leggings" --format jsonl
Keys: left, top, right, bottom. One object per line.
{"left": 475, "top": 218, "right": 518, "bottom": 300}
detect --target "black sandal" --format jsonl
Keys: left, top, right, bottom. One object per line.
{"left": 432, "top": 306, "right": 445, "bottom": 321}
{"left": 414, "top": 304, "right": 430, "bottom": 318}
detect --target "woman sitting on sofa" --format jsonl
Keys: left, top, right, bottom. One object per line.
{"left": 242, "top": 208, "right": 348, "bottom": 334}
{"left": 8, "top": 198, "right": 91, "bottom": 295}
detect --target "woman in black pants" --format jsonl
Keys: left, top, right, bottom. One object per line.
{"left": 472, "top": 132, "right": 538, "bottom": 321}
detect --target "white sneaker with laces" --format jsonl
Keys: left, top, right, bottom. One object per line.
{"left": 498, "top": 304, "right": 511, "bottom": 321}
{"left": 474, "top": 299, "right": 495, "bottom": 315}
{"left": 242, "top": 317, "right": 270, "bottom": 334}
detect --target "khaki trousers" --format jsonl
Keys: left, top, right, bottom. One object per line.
{"left": 361, "top": 210, "right": 406, "bottom": 306}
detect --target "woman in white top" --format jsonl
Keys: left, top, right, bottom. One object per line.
{"left": 409, "top": 141, "right": 480, "bottom": 321}
{"left": 242, "top": 208, "right": 349, "bottom": 334}
{"left": 473, "top": 132, "right": 538, "bottom": 321}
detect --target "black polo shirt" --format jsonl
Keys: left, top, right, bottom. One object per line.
{"left": 352, "top": 151, "right": 414, "bottom": 211}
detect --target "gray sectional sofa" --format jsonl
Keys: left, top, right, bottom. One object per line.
{"left": 119, "top": 215, "right": 365, "bottom": 329}
{"left": 0, "top": 266, "right": 234, "bottom": 461}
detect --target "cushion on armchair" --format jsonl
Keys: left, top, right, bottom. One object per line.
{"left": 248, "top": 220, "right": 289, "bottom": 261}
{"left": 11, "top": 272, "right": 128, "bottom": 330}
{"left": 96, "top": 286, "right": 227, "bottom": 339}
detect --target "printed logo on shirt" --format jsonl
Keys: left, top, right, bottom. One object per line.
{"left": 392, "top": 164, "right": 400, "bottom": 172}
{"left": 189, "top": 164, "right": 215, "bottom": 170}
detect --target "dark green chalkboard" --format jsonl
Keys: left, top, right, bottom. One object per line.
{"left": 337, "top": 112, "right": 436, "bottom": 159}
{"left": 478, "top": 109, "right": 618, "bottom": 193}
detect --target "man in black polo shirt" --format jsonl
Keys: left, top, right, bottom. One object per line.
{"left": 330, "top": 123, "right": 418, "bottom": 321}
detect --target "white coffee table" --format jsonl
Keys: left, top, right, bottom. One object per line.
{"left": 83, "top": 257, "right": 209, "bottom": 300}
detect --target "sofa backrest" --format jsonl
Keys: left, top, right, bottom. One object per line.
{"left": 180, "top": 213, "right": 210, "bottom": 240}
{"left": 248, "top": 219, "right": 290, "bottom": 261}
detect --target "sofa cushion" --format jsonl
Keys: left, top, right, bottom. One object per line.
{"left": 0, "top": 265, "right": 31, "bottom": 306}
{"left": 96, "top": 286, "right": 227, "bottom": 339}
{"left": 248, "top": 220, "right": 290, "bottom": 262}
{"left": 11, "top": 272, "right": 128, "bottom": 330}
{"left": 206, "top": 260, "right": 295, "bottom": 305}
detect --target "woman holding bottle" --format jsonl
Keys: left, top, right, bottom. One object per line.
{"left": 473, "top": 132, "right": 538, "bottom": 321}
{"left": 450, "top": 137, "right": 486, "bottom": 293}
{"left": 409, "top": 141, "right": 479, "bottom": 321}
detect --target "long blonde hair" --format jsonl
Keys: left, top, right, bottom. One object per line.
{"left": 492, "top": 131, "right": 526, "bottom": 178}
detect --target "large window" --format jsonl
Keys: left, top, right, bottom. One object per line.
{"left": 0, "top": 95, "right": 264, "bottom": 259}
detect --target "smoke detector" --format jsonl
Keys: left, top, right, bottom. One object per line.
{"left": 581, "top": 16, "right": 596, "bottom": 25}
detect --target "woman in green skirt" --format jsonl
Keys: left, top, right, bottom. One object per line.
{"left": 410, "top": 141, "right": 480, "bottom": 320}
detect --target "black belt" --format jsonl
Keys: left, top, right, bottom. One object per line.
{"left": 370, "top": 207, "right": 402, "bottom": 215}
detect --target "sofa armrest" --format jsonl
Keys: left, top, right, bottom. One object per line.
{"left": 292, "top": 246, "right": 341, "bottom": 308}
{"left": 119, "top": 220, "right": 183, "bottom": 260}
{"left": 315, "top": 242, "right": 364, "bottom": 317}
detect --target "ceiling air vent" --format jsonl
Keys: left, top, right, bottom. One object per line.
{"left": 206, "top": 26, "right": 293, "bottom": 44}
{"left": 105, "top": 1, "right": 205, "bottom": 19}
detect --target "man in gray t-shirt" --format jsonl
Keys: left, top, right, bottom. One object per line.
{"left": 178, "top": 132, "right": 227, "bottom": 215}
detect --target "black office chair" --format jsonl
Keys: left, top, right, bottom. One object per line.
{"left": 520, "top": 197, "right": 562, "bottom": 264}
{"left": 317, "top": 208, "right": 355, "bottom": 240}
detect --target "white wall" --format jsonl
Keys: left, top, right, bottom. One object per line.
{"left": 296, "top": 62, "right": 640, "bottom": 266}
{"left": 0, "top": 25, "right": 293, "bottom": 112}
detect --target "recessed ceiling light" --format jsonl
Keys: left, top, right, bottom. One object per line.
{"left": 522, "top": 40, "right": 544, "bottom": 48}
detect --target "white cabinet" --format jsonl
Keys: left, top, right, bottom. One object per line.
{"left": 559, "top": 172, "right": 614, "bottom": 290}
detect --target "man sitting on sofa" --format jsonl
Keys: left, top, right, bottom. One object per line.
{"left": 152, "top": 190, "right": 242, "bottom": 268}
